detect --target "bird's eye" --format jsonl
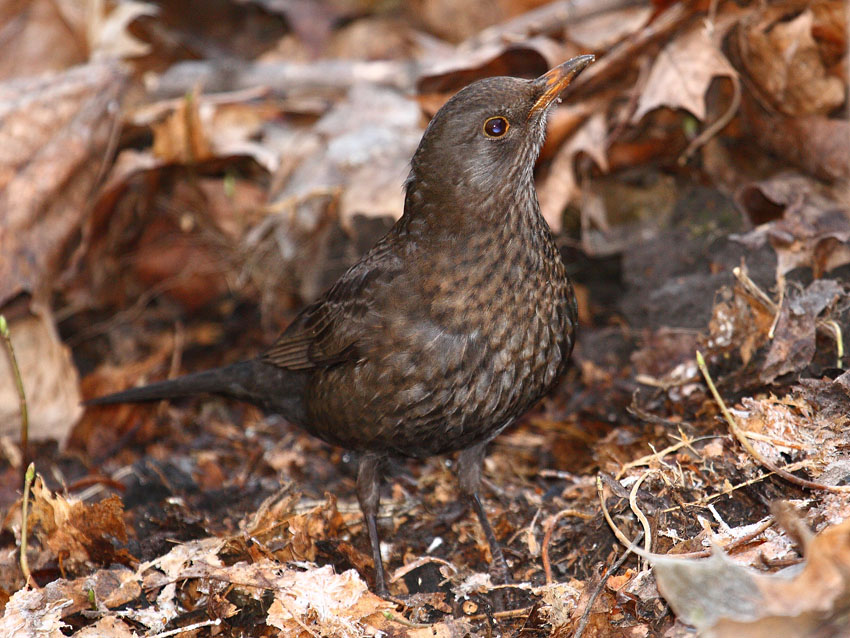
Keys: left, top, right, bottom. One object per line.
{"left": 483, "top": 116, "right": 509, "bottom": 138}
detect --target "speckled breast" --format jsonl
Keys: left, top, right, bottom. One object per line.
{"left": 304, "top": 223, "right": 577, "bottom": 458}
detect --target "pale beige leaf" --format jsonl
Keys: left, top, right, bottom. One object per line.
{"left": 0, "top": 313, "right": 82, "bottom": 444}
{"left": 88, "top": 0, "right": 159, "bottom": 61}
{"left": 0, "top": 588, "right": 69, "bottom": 638}
{"left": 538, "top": 110, "right": 608, "bottom": 232}
{"left": 633, "top": 24, "right": 737, "bottom": 122}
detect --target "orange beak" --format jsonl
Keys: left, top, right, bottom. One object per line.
{"left": 528, "top": 54, "right": 595, "bottom": 119}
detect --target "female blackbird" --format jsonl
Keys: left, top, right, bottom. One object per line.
{"left": 89, "top": 55, "right": 594, "bottom": 595}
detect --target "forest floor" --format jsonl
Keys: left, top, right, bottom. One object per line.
{"left": 1, "top": 1, "right": 849, "bottom": 636}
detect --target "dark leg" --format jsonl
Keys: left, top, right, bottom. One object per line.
{"left": 356, "top": 452, "right": 388, "bottom": 596}
{"left": 457, "top": 441, "right": 510, "bottom": 585}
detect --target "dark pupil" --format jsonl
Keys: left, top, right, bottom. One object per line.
{"left": 486, "top": 117, "right": 507, "bottom": 136}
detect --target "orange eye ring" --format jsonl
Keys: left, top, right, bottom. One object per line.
{"left": 483, "top": 116, "right": 509, "bottom": 138}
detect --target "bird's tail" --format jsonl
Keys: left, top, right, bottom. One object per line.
{"left": 86, "top": 359, "right": 307, "bottom": 423}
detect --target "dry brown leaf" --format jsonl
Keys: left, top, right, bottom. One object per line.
{"left": 0, "top": 587, "right": 68, "bottom": 638}
{"left": 266, "top": 565, "right": 393, "bottom": 637}
{"left": 71, "top": 616, "right": 138, "bottom": 637}
{"left": 42, "top": 568, "right": 141, "bottom": 620}
{"left": 151, "top": 90, "right": 212, "bottom": 164}
{"left": 741, "top": 8, "right": 845, "bottom": 116}
{"left": 537, "top": 110, "right": 609, "bottom": 232}
{"left": 651, "top": 515, "right": 850, "bottom": 636}
{"left": 633, "top": 21, "right": 737, "bottom": 122}
{"left": 759, "top": 279, "right": 843, "bottom": 383}
{"left": 566, "top": 5, "right": 652, "bottom": 50}
{"left": 746, "top": 111, "right": 850, "bottom": 182}
{"left": 416, "top": 36, "right": 563, "bottom": 108}
{"left": 0, "top": 1, "right": 87, "bottom": 80}
{"left": 26, "top": 478, "right": 133, "bottom": 574}
{"left": 0, "top": 61, "right": 128, "bottom": 307}
{"left": 0, "top": 312, "right": 82, "bottom": 443}
{"left": 271, "top": 83, "right": 421, "bottom": 234}
{"left": 88, "top": 1, "right": 157, "bottom": 61}
{"left": 0, "top": 0, "right": 156, "bottom": 81}
{"left": 138, "top": 541, "right": 395, "bottom": 638}
{"left": 734, "top": 175, "right": 850, "bottom": 281}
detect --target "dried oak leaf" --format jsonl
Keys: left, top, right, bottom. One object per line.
{"left": 740, "top": 8, "right": 845, "bottom": 116}
{"left": 734, "top": 174, "right": 850, "bottom": 280}
{"left": 28, "top": 478, "right": 134, "bottom": 574}
{"left": 0, "top": 61, "right": 128, "bottom": 307}
{"left": 744, "top": 108, "right": 850, "bottom": 182}
{"left": 536, "top": 110, "right": 609, "bottom": 233}
{"left": 633, "top": 21, "right": 737, "bottom": 122}
{"left": 651, "top": 517, "right": 850, "bottom": 635}
{"left": 0, "top": 587, "right": 68, "bottom": 638}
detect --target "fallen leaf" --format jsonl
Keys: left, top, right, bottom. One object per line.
{"left": 0, "top": 311, "right": 82, "bottom": 444}
{"left": 537, "top": 110, "right": 609, "bottom": 232}
{"left": 0, "top": 61, "right": 128, "bottom": 307}
{"left": 734, "top": 174, "right": 850, "bottom": 281}
{"left": 88, "top": 1, "right": 158, "bottom": 61}
{"left": 0, "top": 1, "right": 87, "bottom": 80}
{"left": 740, "top": 8, "right": 845, "bottom": 116}
{"left": 26, "top": 478, "right": 133, "bottom": 575}
{"left": 745, "top": 110, "right": 850, "bottom": 182}
{"left": 71, "top": 615, "right": 138, "bottom": 637}
{"left": 0, "top": 588, "right": 69, "bottom": 638}
{"left": 759, "top": 279, "right": 843, "bottom": 383}
{"left": 650, "top": 511, "right": 850, "bottom": 636}
{"left": 633, "top": 22, "right": 737, "bottom": 122}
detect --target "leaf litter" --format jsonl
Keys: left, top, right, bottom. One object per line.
{"left": 0, "top": 0, "right": 848, "bottom": 636}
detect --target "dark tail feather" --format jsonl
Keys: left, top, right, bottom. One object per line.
{"left": 85, "top": 360, "right": 308, "bottom": 423}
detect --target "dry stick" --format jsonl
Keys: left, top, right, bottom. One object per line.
{"left": 573, "top": 530, "right": 644, "bottom": 638}
{"left": 638, "top": 516, "right": 775, "bottom": 561}
{"left": 616, "top": 435, "right": 718, "bottom": 479}
{"left": 596, "top": 475, "right": 635, "bottom": 551}
{"left": 1, "top": 316, "right": 29, "bottom": 479}
{"left": 149, "top": 619, "right": 222, "bottom": 638}
{"left": 541, "top": 509, "right": 592, "bottom": 583}
{"left": 696, "top": 351, "right": 850, "bottom": 493}
{"left": 679, "top": 73, "right": 741, "bottom": 163}
{"left": 20, "top": 463, "right": 35, "bottom": 586}
{"left": 628, "top": 471, "right": 656, "bottom": 568}
{"left": 660, "top": 469, "right": 776, "bottom": 513}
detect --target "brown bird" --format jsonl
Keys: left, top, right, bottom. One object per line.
{"left": 89, "top": 55, "right": 594, "bottom": 595}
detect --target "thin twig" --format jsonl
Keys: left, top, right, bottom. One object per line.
{"left": 20, "top": 463, "right": 35, "bottom": 586}
{"left": 541, "top": 509, "right": 591, "bottom": 583}
{"left": 696, "top": 351, "right": 850, "bottom": 492}
{"left": 149, "top": 618, "right": 222, "bottom": 638}
{"left": 573, "top": 531, "right": 644, "bottom": 638}
{"left": 616, "top": 436, "right": 717, "bottom": 479}
{"left": 1, "top": 316, "right": 29, "bottom": 477}
{"left": 680, "top": 72, "right": 741, "bottom": 163}
{"left": 644, "top": 516, "right": 774, "bottom": 560}
{"left": 660, "top": 470, "right": 775, "bottom": 512}
{"left": 383, "top": 611, "right": 432, "bottom": 629}
{"left": 596, "top": 475, "right": 634, "bottom": 551}
{"left": 628, "top": 471, "right": 655, "bottom": 568}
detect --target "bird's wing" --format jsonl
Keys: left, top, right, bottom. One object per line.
{"left": 263, "top": 240, "right": 402, "bottom": 370}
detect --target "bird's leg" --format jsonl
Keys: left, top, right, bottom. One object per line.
{"left": 457, "top": 441, "right": 510, "bottom": 585}
{"left": 356, "top": 451, "right": 389, "bottom": 596}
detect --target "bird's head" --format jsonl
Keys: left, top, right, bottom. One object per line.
{"left": 406, "top": 55, "right": 595, "bottom": 214}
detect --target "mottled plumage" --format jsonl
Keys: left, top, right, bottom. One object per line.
{"left": 89, "top": 55, "right": 594, "bottom": 595}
